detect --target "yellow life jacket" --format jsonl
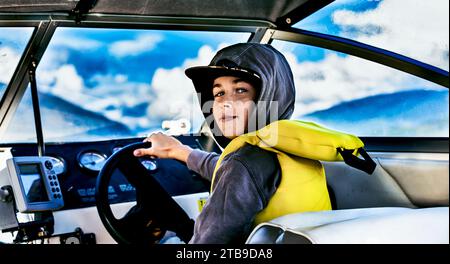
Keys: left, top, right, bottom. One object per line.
{"left": 210, "top": 119, "right": 368, "bottom": 225}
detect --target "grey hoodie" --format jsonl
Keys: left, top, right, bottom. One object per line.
{"left": 186, "top": 43, "right": 296, "bottom": 243}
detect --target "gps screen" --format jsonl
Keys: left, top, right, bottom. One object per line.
{"left": 18, "top": 164, "right": 49, "bottom": 203}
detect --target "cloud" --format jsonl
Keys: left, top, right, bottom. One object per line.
{"left": 282, "top": 50, "right": 438, "bottom": 117}
{"left": 0, "top": 46, "right": 21, "bottom": 84}
{"left": 85, "top": 74, "right": 155, "bottom": 130}
{"left": 85, "top": 44, "right": 225, "bottom": 134}
{"left": 34, "top": 31, "right": 156, "bottom": 132}
{"left": 333, "top": 0, "right": 449, "bottom": 70}
{"left": 50, "top": 29, "right": 103, "bottom": 51}
{"left": 42, "top": 64, "right": 94, "bottom": 105}
{"left": 0, "top": 28, "right": 33, "bottom": 86}
{"left": 147, "top": 45, "right": 220, "bottom": 132}
{"left": 51, "top": 36, "right": 102, "bottom": 50}
{"left": 109, "top": 34, "right": 163, "bottom": 58}
{"left": 276, "top": 0, "right": 449, "bottom": 117}
{"left": 37, "top": 64, "right": 155, "bottom": 132}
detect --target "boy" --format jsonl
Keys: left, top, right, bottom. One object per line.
{"left": 133, "top": 43, "right": 296, "bottom": 243}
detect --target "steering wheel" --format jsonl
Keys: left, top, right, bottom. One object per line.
{"left": 95, "top": 142, "right": 195, "bottom": 244}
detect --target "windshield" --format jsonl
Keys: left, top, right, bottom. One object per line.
{"left": 295, "top": 0, "right": 449, "bottom": 71}
{"left": 1, "top": 28, "right": 250, "bottom": 143}
{"left": 273, "top": 40, "right": 449, "bottom": 137}
{"left": 0, "top": 27, "right": 34, "bottom": 100}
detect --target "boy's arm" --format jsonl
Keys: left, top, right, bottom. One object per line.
{"left": 186, "top": 149, "right": 220, "bottom": 182}
{"left": 188, "top": 157, "right": 275, "bottom": 244}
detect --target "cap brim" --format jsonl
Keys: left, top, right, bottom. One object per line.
{"left": 185, "top": 66, "right": 260, "bottom": 84}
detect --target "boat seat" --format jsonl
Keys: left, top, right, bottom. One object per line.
{"left": 246, "top": 207, "right": 449, "bottom": 244}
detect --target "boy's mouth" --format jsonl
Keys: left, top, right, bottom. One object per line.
{"left": 221, "top": 115, "right": 237, "bottom": 122}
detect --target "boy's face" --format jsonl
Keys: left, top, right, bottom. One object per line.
{"left": 212, "top": 76, "right": 257, "bottom": 139}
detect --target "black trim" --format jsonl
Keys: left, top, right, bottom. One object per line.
{"left": 70, "top": 0, "right": 98, "bottom": 24}
{"left": 0, "top": 12, "right": 275, "bottom": 29}
{"left": 3, "top": 137, "right": 448, "bottom": 154}
{"left": 361, "top": 137, "right": 449, "bottom": 153}
{"left": 276, "top": 0, "right": 334, "bottom": 28}
{"left": 0, "top": 0, "right": 318, "bottom": 25}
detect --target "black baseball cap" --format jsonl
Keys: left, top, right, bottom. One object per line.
{"left": 185, "top": 59, "right": 261, "bottom": 93}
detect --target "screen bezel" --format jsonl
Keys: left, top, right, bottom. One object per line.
{"left": 7, "top": 157, "right": 64, "bottom": 212}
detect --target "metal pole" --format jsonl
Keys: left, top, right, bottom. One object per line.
{"left": 28, "top": 60, "right": 45, "bottom": 157}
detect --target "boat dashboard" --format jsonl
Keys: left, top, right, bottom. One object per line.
{"left": 0, "top": 134, "right": 218, "bottom": 244}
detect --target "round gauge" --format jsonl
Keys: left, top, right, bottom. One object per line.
{"left": 141, "top": 159, "right": 158, "bottom": 172}
{"left": 49, "top": 156, "right": 67, "bottom": 175}
{"left": 77, "top": 151, "right": 108, "bottom": 173}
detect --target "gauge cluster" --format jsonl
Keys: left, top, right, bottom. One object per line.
{"left": 8, "top": 135, "right": 217, "bottom": 210}
{"left": 44, "top": 145, "right": 160, "bottom": 179}
{"left": 77, "top": 148, "right": 158, "bottom": 174}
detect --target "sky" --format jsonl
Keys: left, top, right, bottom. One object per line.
{"left": 34, "top": 30, "right": 250, "bottom": 135}
{"left": 275, "top": 0, "right": 449, "bottom": 117}
{"left": 0, "top": 0, "right": 448, "bottom": 141}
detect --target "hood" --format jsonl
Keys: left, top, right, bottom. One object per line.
{"left": 187, "top": 43, "right": 296, "bottom": 148}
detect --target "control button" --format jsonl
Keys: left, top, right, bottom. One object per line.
{"left": 56, "top": 187, "right": 60, "bottom": 192}
{"left": 53, "top": 194, "right": 58, "bottom": 199}
{"left": 50, "top": 182, "right": 54, "bottom": 186}
{"left": 57, "top": 194, "right": 62, "bottom": 199}
{"left": 53, "top": 181, "right": 58, "bottom": 186}
{"left": 52, "top": 175, "right": 57, "bottom": 180}
{"left": 52, "top": 188, "right": 56, "bottom": 192}
{"left": 44, "top": 160, "right": 53, "bottom": 170}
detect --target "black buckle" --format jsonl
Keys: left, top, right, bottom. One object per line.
{"left": 337, "top": 148, "right": 377, "bottom": 175}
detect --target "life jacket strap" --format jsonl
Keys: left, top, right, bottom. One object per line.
{"left": 337, "top": 148, "right": 377, "bottom": 175}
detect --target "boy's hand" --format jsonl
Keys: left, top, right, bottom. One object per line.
{"left": 133, "top": 132, "right": 193, "bottom": 163}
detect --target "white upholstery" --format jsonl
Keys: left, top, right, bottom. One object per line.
{"left": 246, "top": 207, "right": 449, "bottom": 244}
{"left": 323, "top": 153, "right": 449, "bottom": 210}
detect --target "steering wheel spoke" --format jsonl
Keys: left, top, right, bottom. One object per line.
{"left": 116, "top": 155, "right": 154, "bottom": 206}
{"left": 116, "top": 154, "right": 151, "bottom": 189}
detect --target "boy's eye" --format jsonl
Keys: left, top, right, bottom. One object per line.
{"left": 236, "top": 88, "right": 248, "bottom": 94}
{"left": 214, "top": 91, "right": 225, "bottom": 98}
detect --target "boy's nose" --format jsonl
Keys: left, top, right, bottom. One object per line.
{"left": 223, "top": 102, "right": 232, "bottom": 108}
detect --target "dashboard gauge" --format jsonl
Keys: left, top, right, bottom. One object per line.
{"left": 77, "top": 151, "right": 108, "bottom": 173}
{"left": 141, "top": 159, "right": 158, "bottom": 172}
{"left": 48, "top": 156, "right": 67, "bottom": 175}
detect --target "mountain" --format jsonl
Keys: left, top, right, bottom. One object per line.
{"left": 302, "top": 89, "right": 449, "bottom": 137}
{"left": 2, "top": 91, "right": 132, "bottom": 142}
{"left": 3, "top": 88, "right": 448, "bottom": 142}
